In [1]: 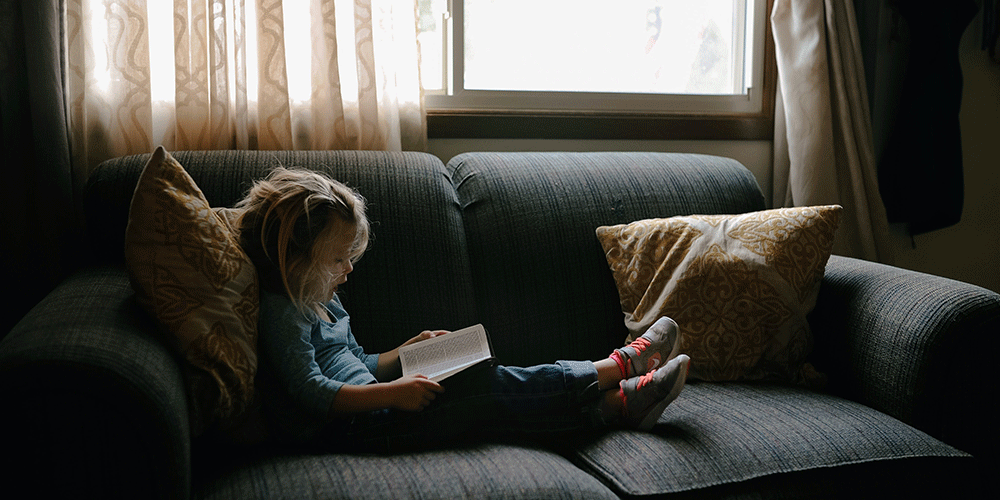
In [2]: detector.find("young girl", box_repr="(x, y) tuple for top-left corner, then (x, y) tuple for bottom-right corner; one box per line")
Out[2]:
(238, 167), (689, 452)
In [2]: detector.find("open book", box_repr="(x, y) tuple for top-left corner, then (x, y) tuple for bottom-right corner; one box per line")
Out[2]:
(399, 324), (494, 382)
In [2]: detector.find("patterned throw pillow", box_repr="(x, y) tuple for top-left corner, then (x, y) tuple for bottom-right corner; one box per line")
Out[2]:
(125, 147), (258, 434)
(596, 206), (841, 385)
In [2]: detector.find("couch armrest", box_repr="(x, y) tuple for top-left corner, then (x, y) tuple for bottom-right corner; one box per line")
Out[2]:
(0, 265), (191, 500)
(810, 255), (1000, 460)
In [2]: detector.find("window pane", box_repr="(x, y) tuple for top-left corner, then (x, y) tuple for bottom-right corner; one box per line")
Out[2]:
(463, 0), (746, 95)
(418, 0), (449, 92)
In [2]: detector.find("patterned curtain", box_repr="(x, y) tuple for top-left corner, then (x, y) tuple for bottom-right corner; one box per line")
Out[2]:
(65, 0), (426, 177)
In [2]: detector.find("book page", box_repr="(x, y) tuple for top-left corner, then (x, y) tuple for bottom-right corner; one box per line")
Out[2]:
(399, 324), (492, 382)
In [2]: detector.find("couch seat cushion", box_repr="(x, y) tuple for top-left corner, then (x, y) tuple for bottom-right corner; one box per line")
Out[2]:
(196, 443), (618, 500)
(572, 382), (970, 497)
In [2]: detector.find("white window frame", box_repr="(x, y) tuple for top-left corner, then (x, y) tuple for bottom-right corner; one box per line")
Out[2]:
(425, 0), (770, 116)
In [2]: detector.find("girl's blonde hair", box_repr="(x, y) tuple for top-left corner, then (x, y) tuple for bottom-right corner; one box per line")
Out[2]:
(237, 167), (369, 316)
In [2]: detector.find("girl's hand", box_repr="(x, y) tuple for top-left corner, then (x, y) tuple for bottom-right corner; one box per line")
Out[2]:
(376, 330), (451, 382)
(402, 330), (449, 347)
(387, 374), (444, 411)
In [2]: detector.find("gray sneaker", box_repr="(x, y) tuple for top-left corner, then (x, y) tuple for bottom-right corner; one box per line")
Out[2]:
(615, 317), (682, 378)
(620, 354), (690, 431)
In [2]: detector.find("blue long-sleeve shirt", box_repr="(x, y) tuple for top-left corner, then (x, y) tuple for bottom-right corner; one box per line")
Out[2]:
(258, 289), (380, 423)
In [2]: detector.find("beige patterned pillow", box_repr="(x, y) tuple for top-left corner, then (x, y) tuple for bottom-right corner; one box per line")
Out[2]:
(125, 147), (258, 434)
(596, 206), (841, 385)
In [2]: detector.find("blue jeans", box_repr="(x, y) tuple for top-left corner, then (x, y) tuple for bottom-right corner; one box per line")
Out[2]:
(333, 360), (606, 453)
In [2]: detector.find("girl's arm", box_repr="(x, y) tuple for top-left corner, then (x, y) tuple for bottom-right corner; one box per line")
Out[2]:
(331, 375), (444, 414)
(374, 330), (449, 381)
(329, 329), (447, 415)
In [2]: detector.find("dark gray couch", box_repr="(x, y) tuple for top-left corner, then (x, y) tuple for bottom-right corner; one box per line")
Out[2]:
(2, 150), (995, 499)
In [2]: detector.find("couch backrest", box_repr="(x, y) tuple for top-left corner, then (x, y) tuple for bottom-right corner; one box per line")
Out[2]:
(86, 149), (766, 365)
(85, 150), (478, 352)
(448, 152), (767, 365)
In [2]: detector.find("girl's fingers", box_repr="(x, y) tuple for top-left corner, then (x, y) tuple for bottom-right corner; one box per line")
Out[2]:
(419, 330), (450, 340)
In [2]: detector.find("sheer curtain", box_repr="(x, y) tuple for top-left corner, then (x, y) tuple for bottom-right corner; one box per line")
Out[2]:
(770, 0), (892, 262)
(65, 0), (426, 180)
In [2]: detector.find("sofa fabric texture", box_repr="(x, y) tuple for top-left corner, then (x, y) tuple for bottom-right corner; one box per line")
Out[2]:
(573, 382), (967, 496)
(198, 444), (619, 500)
(2, 150), (994, 500)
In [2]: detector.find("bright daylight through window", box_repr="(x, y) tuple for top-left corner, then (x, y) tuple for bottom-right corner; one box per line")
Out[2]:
(418, 0), (766, 114)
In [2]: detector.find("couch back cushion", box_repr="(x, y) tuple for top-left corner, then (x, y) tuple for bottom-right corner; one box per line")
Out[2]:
(448, 152), (767, 366)
(87, 150), (477, 352)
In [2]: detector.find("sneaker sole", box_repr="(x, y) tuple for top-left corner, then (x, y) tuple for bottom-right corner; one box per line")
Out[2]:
(664, 318), (682, 364)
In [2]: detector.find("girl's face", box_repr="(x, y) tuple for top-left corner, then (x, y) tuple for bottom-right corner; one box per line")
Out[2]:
(315, 221), (357, 293)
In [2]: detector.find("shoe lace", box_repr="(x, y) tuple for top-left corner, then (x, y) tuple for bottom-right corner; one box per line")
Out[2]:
(628, 337), (652, 355)
(635, 370), (656, 391)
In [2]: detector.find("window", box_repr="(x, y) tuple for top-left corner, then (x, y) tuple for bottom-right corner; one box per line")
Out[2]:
(418, 0), (775, 139)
